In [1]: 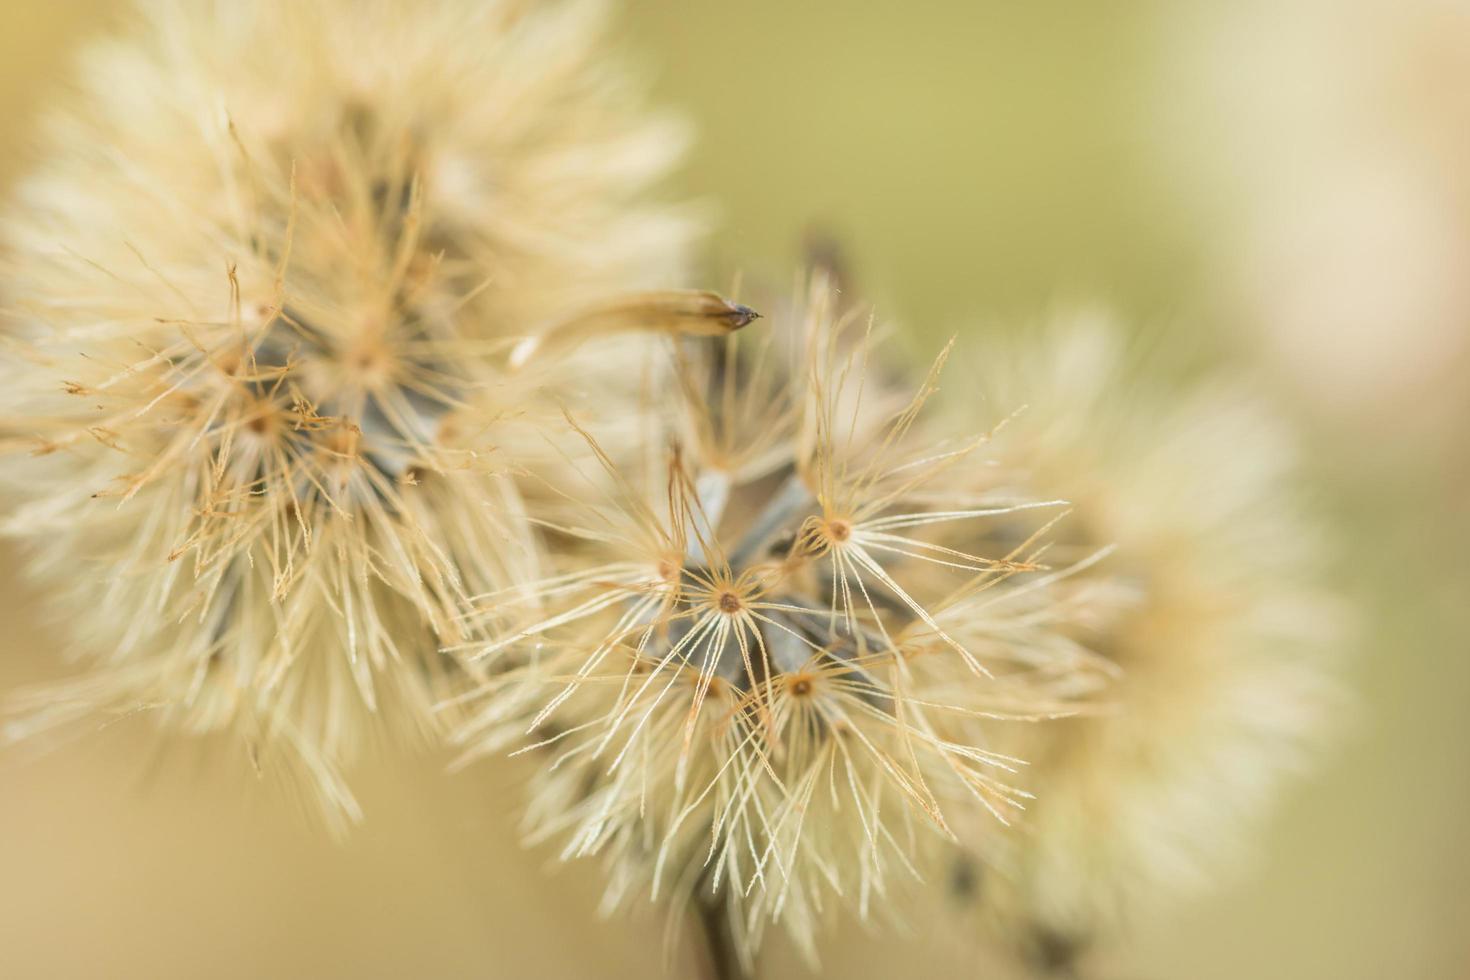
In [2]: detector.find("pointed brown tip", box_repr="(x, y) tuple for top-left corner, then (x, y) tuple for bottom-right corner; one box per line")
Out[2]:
(727, 304), (761, 330)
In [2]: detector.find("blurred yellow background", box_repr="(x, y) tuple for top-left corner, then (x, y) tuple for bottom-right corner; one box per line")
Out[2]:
(2, 1), (1467, 978)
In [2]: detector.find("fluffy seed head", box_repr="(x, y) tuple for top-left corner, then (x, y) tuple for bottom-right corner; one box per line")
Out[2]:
(0, 0), (698, 824)
(455, 279), (1092, 965)
(942, 310), (1340, 967)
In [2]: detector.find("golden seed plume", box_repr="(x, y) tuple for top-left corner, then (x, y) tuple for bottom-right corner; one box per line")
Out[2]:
(936, 310), (1341, 970)
(0, 0), (700, 826)
(453, 276), (1092, 966)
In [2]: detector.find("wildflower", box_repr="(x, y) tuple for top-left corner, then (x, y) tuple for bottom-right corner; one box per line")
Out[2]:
(939, 310), (1339, 970)
(0, 0), (698, 825)
(455, 278), (1084, 967)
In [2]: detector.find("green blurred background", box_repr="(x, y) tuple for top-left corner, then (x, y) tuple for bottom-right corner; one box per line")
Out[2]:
(2, 2), (1467, 978)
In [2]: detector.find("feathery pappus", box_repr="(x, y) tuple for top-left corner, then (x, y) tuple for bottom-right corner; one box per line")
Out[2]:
(452, 277), (1102, 969)
(937, 310), (1340, 972)
(0, 0), (700, 826)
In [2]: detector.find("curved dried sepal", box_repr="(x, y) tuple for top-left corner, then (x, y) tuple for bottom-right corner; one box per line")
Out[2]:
(509, 290), (760, 369)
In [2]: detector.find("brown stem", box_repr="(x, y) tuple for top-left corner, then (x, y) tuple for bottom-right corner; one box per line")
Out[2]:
(693, 896), (743, 980)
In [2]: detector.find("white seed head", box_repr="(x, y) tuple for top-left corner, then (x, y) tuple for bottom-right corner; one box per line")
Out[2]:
(941, 309), (1341, 964)
(455, 278), (1090, 965)
(0, 0), (698, 825)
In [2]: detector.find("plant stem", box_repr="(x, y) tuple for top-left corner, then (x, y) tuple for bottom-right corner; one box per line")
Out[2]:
(694, 896), (743, 980)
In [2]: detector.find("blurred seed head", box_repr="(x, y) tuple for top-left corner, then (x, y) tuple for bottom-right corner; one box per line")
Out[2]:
(941, 310), (1341, 966)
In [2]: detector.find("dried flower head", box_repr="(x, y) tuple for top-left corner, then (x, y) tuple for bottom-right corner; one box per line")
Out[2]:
(0, 0), (698, 824)
(455, 279), (1091, 967)
(942, 310), (1339, 969)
